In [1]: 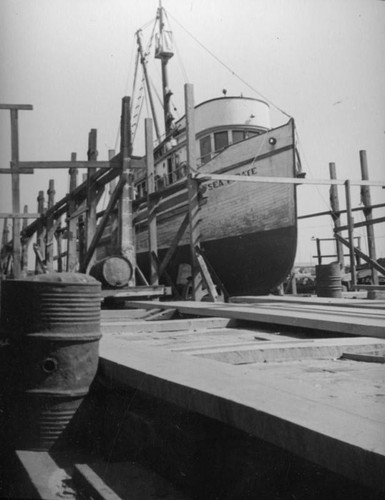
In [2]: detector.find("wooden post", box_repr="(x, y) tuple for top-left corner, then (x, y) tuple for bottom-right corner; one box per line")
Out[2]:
(119, 96), (136, 285)
(85, 129), (98, 271)
(45, 179), (55, 271)
(146, 118), (158, 285)
(10, 109), (21, 277)
(55, 224), (63, 273)
(344, 180), (356, 287)
(67, 153), (78, 272)
(21, 205), (29, 276)
(316, 238), (322, 265)
(329, 162), (345, 269)
(35, 190), (46, 273)
(185, 84), (203, 300)
(108, 149), (117, 195)
(360, 150), (378, 286)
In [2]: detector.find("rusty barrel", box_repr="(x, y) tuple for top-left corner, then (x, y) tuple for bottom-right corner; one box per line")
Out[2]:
(315, 263), (342, 298)
(0, 273), (101, 451)
(89, 256), (133, 288)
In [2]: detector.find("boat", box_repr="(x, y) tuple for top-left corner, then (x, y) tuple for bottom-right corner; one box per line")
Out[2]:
(96, 2), (300, 297)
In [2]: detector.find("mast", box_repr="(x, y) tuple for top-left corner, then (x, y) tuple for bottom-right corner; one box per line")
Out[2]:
(136, 30), (161, 142)
(156, 0), (174, 136)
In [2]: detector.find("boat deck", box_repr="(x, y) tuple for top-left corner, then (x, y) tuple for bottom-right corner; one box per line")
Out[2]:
(99, 296), (385, 493)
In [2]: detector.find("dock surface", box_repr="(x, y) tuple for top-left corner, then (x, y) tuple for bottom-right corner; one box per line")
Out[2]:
(99, 297), (385, 493)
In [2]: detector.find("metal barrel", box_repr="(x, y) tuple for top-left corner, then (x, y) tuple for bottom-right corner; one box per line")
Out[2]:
(315, 263), (342, 298)
(0, 272), (101, 451)
(89, 256), (133, 288)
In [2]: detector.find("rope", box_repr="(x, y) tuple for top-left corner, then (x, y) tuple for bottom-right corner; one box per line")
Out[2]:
(167, 10), (292, 120)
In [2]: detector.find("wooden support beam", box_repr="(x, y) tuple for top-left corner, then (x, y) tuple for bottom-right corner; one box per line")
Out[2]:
(0, 104), (33, 110)
(85, 129), (99, 272)
(10, 108), (21, 277)
(360, 150), (379, 286)
(158, 212), (189, 279)
(151, 251), (182, 299)
(194, 172), (385, 187)
(119, 96), (136, 285)
(0, 167), (33, 174)
(67, 153), (78, 272)
(185, 84), (203, 300)
(35, 190), (46, 274)
(21, 205), (29, 276)
(80, 176), (126, 273)
(344, 180), (356, 286)
(329, 162), (344, 269)
(17, 157), (145, 170)
(298, 202), (385, 220)
(0, 213), (40, 219)
(335, 234), (385, 276)
(45, 179), (56, 271)
(55, 224), (63, 272)
(334, 216), (385, 232)
(146, 118), (158, 285)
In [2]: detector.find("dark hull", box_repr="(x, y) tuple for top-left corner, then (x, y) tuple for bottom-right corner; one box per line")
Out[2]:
(137, 224), (297, 296)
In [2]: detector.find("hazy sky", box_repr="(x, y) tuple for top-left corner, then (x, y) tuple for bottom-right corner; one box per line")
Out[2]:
(1, 0), (384, 264)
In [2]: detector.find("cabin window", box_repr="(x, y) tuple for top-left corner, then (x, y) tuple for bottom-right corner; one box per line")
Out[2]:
(246, 130), (259, 138)
(214, 131), (229, 152)
(232, 130), (245, 144)
(200, 135), (212, 164)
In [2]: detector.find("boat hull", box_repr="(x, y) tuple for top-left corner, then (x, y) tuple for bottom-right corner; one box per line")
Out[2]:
(137, 223), (297, 296)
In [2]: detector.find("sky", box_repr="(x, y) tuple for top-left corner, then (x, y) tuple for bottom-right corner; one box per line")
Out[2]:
(1, 0), (385, 266)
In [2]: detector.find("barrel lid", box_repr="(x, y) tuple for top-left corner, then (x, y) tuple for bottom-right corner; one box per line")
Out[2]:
(27, 272), (100, 284)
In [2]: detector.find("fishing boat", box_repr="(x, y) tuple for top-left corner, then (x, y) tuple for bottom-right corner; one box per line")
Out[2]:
(97, 3), (300, 296)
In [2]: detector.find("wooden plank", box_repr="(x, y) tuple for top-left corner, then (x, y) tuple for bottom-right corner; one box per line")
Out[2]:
(126, 300), (385, 339)
(183, 337), (385, 365)
(73, 464), (121, 500)
(14, 450), (73, 499)
(195, 172), (385, 187)
(100, 338), (385, 491)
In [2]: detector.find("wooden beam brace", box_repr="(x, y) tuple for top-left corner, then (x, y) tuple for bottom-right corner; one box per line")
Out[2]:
(334, 216), (385, 232)
(158, 212), (190, 278)
(146, 118), (158, 285)
(335, 234), (385, 276)
(17, 157), (144, 169)
(298, 202), (385, 220)
(0, 213), (40, 219)
(0, 168), (33, 174)
(80, 175), (126, 273)
(195, 173), (385, 188)
(0, 104), (33, 110)
(119, 96), (136, 284)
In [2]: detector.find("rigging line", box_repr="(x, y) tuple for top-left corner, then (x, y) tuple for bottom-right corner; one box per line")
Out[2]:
(166, 10), (292, 120)
(130, 48), (140, 114)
